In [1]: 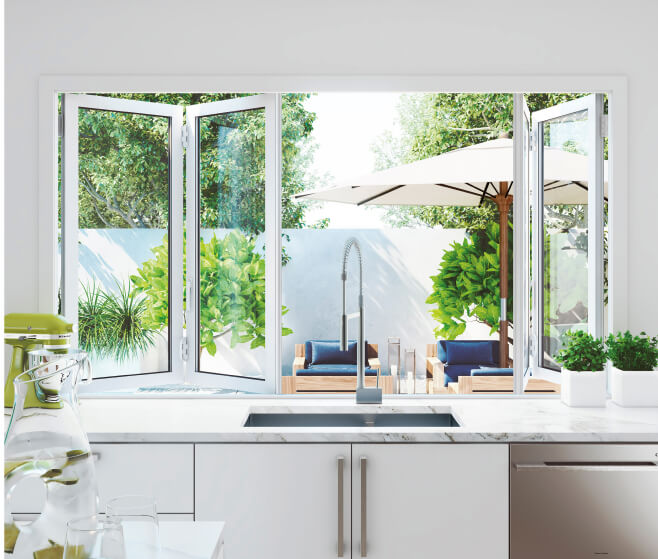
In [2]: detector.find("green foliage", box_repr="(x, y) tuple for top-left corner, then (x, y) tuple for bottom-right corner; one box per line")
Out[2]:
(78, 282), (156, 361)
(426, 222), (512, 339)
(130, 237), (170, 331)
(78, 282), (112, 357)
(131, 231), (293, 355)
(606, 331), (658, 371)
(74, 93), (318, 232)
(555, 330), (607, 371)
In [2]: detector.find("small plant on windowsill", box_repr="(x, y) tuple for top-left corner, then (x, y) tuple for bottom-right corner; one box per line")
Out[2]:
(555, 330), (607, 408)
(606, 331), (658, 407)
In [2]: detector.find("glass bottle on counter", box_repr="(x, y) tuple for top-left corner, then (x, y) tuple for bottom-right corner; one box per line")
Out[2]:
(4, 354), (98, 559)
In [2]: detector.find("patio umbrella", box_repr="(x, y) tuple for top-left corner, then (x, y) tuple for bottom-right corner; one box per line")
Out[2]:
(293, 137), (607, 367)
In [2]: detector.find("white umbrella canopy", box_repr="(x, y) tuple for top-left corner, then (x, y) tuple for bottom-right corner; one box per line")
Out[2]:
(294, 138), (607, 207)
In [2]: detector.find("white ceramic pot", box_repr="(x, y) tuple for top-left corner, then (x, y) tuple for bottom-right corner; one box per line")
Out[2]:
(561, 369), (607, 407)
(610, 367), (658, 407)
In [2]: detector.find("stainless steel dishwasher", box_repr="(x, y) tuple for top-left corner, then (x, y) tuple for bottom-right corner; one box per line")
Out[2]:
(511, 444), (658, 558)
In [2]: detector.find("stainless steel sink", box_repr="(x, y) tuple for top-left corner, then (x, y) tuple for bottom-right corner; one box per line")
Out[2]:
(243, 412), (460, 428)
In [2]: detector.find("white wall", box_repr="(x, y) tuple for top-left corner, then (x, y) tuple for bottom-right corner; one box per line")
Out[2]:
(5, 0), (658, 336)
(74, 227), (492, 377)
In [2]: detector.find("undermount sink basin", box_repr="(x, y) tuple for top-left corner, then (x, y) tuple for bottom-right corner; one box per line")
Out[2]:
(243, 412), (460, 428)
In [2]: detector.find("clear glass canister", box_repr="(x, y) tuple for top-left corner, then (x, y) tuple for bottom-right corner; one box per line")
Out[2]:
(387, 337), (401, 393)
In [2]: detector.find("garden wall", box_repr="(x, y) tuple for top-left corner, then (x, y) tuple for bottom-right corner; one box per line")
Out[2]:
(79, 228), (497, 380)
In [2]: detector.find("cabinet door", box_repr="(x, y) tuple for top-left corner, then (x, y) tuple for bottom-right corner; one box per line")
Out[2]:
(8, 443), (194, 514)
(195, 443), (351, 559)
(352, 444), (508, 559)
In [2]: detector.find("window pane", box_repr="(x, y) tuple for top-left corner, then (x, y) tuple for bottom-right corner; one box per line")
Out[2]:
(77, 108), (171, 378)
(197, 108), (266, 379)
(281, 92), (510, 396)
(541, 109), (589, 370)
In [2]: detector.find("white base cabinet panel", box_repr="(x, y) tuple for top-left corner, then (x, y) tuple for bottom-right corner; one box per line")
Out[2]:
(8, 443), (194, 514)
(352, 444), (508, 559)
(195, 444), (351, 559)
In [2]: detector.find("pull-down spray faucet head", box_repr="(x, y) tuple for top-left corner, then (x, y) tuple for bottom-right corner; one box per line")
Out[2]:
(340, 238), (362, 351)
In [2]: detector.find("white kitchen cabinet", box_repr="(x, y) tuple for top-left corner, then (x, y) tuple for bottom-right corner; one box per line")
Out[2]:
(195, 443), (351, 559)
(9, 443), (194, 514)
(93, 443), (194, 513)
(351, 444), (508, 559)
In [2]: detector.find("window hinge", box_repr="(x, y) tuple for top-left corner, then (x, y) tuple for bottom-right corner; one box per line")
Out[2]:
(181, 125), (190, 149)
(600, 114), (608, 138)
(529, 130), (537, 151)
(180, 336), (189, 362)
(58, 113), (63, 138)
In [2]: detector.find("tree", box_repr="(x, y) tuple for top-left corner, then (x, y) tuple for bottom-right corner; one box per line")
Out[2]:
(426, 222), (512, 339)
(75, 93), (318, 231)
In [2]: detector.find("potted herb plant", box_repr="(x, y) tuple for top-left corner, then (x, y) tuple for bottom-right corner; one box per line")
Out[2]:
(607, 331), (658, 407)
(555, 330), (607, 407)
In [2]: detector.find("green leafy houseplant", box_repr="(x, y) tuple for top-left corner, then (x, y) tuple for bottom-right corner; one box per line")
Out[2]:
(555, 330), (607, 372)
(606, 331), (658, 371)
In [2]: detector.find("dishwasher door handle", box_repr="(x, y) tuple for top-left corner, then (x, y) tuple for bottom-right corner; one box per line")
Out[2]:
(514, 462), (658, 472)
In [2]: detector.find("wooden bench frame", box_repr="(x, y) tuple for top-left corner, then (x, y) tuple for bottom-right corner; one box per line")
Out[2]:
(281, 343), (393, 394)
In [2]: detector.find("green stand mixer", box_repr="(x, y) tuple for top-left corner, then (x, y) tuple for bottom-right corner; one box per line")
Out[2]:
(4, 313), (74, 409)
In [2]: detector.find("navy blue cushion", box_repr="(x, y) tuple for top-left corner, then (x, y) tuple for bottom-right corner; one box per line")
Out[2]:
(309, 340), (357, 365)
(437, 340), (498, 365)
(296, 364), (378, 377)
(443, 364), (481, 385)
(471, 367), (513, 377)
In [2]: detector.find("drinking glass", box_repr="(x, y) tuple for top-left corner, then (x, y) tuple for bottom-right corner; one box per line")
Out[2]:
(64, 515), (125, 559)
(106, 495), (160, 558)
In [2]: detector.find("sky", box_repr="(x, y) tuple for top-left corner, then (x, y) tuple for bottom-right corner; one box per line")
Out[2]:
(301, 92), (402, 229)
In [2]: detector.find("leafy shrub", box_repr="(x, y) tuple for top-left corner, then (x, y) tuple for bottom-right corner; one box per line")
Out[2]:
(78, 281), (156, 361)
(131, 231), (293, 356)
(606, 331), (658, 371)
(426, 222), (512, 339)
(78, 282), (112, 356)
(555, 330), (607, 371)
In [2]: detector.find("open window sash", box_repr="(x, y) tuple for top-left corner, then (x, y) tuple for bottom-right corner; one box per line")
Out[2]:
(185, 94), (281, 393)
(512, 95), (531, 392)
(62, 94), (184, 390)
(529, 94), (605, 381)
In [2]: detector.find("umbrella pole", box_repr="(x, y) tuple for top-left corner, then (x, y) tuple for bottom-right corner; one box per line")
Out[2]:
(495, 189), (513, 368)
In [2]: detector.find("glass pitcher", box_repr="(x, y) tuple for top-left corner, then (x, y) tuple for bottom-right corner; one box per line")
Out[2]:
(4, 353), (99, 559)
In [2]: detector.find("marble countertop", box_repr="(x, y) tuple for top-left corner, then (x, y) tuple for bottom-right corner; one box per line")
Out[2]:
(78, 396), (658, 443)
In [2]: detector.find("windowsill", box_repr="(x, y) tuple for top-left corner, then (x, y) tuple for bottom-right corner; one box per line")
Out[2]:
(79, 389), (563, 400)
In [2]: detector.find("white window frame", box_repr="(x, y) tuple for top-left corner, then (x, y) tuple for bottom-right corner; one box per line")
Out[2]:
(41, 76), (626, 398)
(62, 94), (185, 390)
(512, 94), (531, 393)
(185, 94), (282, 393)
(529, 94), (606, 381)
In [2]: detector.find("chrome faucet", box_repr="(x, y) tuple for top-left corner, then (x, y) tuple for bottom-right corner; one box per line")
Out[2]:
(340, 237), (382, 404)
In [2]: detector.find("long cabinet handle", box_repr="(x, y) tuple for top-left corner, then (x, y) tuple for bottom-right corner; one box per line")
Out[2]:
(360, 456), (367, 557)
(337, 456), (344, 557)
(515, 462), (658, 472)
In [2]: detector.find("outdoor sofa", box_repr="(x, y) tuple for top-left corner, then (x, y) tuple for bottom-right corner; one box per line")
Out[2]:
(426, 339), (559, 394)
(282, 339), (393, 394)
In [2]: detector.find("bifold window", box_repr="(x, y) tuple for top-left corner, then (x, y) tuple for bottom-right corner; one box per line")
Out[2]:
(58, 92), (608, 394)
